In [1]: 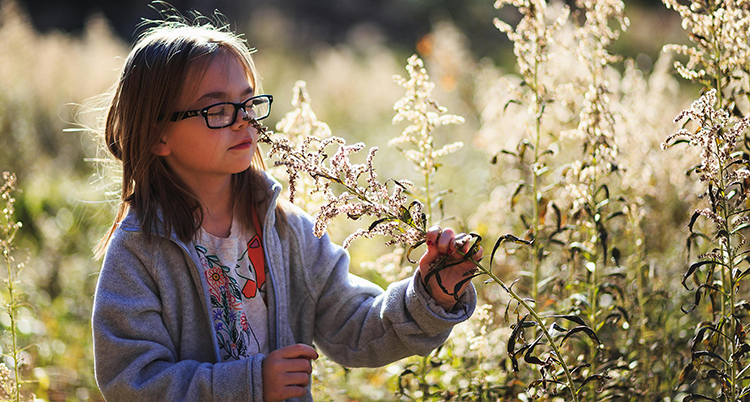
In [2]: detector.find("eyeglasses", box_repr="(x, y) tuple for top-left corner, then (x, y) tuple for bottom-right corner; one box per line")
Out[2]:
(170, 94), (273, 129)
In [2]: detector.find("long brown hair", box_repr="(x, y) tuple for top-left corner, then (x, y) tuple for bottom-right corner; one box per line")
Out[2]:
(95, 14), (284, 258)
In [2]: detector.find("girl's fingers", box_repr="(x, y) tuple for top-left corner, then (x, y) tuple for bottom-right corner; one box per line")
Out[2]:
(278, 386), (308, 400)
(454, 233), (471, 254)
(286, 357), (313, 375)
(421, 227), (483, 273)
(421, 226), (442, 263)
(277, 343), (319, 360)
(437, 227), (455, 255)
(285, 371), (312, 387)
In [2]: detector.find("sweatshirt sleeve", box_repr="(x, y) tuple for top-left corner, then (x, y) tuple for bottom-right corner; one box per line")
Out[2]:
(290, 212), (477, 368)
(92, 232), (266, 402)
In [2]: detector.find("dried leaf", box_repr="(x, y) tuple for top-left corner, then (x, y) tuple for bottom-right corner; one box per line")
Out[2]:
(547, 314), (586, 326)
(688, 210), (702, 233)
(523, 335), (545, 366)
(560, 325), (601, 347)
(682, 261), (718, 290)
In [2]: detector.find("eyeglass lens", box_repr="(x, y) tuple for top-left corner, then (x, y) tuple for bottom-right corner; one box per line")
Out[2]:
(206, 97), (270, 128)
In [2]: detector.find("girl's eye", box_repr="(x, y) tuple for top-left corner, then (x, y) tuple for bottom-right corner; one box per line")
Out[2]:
(207, 104), (232, 117)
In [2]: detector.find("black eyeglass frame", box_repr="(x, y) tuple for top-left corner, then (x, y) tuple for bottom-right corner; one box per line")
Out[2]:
(169, 94), (274, 129)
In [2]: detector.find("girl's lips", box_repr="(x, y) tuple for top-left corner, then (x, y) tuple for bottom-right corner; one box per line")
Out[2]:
(230, 139), (253, 150)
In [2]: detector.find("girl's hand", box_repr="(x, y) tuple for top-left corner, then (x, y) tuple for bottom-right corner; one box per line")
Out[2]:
(262, 343), (319, 402)
(418, 226), (483, 311)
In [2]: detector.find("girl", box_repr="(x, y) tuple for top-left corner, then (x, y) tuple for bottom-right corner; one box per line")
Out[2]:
(92, 12), (481, 402)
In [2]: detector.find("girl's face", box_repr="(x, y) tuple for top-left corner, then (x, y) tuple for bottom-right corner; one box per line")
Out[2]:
(154, 52), (259, 189)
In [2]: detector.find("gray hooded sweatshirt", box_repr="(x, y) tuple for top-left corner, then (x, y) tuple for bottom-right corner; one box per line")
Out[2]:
(92, 172), (476, 401)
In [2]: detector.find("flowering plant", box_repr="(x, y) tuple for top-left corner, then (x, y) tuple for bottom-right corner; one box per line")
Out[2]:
(254, 53), (616, 401)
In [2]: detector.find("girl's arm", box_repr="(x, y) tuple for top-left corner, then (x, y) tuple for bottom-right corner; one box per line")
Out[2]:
(287, 209), (477, 368)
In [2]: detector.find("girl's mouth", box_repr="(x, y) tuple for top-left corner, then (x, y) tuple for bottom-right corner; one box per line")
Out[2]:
(230, 139), (253, 150)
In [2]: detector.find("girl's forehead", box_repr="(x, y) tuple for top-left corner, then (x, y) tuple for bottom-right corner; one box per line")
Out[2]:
(183, 53), (255, 103)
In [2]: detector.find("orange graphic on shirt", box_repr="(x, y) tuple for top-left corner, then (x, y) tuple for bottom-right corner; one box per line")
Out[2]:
(241, 234), (265, 299)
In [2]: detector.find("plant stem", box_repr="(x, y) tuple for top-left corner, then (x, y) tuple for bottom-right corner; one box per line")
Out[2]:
(531, 36), (543, 306)
(1, 172), (21, 402)
(588, 152), (600, 400)
(3, 248), (20, 402)
(424, 170), (432, 227)
(635, 244), (649, 391)
(467, 257), (581, 402)
(419, 354), (429, 401)
(710, 8), (737, 400)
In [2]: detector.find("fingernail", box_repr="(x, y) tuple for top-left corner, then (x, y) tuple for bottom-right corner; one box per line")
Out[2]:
(429, 225), (442, 232)
(427, 239), (434, 246)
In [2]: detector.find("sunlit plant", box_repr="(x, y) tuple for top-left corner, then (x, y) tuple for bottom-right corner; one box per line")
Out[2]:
(559, 1), (631, 399)
(492, 0), (570, 305)
(663, 89), (750, 401)
(661, 1), (750, 400)
(0, 172), (32, 402)
(663, 0), (750, 115)
(257, 52), (618, 402)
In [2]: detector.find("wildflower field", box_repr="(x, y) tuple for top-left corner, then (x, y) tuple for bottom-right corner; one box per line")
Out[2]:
(1, 0), (750, 400)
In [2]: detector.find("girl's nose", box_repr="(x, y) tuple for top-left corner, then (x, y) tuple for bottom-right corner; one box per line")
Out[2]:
(239, 107), (251, 121)
(230, 107), (251, 131)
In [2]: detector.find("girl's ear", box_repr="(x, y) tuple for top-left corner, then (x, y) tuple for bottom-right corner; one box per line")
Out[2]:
(152, 139), (171, 156)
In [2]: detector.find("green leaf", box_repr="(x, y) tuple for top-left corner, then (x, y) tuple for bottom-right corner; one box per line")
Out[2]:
(405, 240), (425, 264)
(508, 314), (529, 372)
(490, 234), (533, 269)
(503, 99), (523, 112)
(682, 284), (720, 313)
(552, 202), (562, 231)
(569, 242), (594, 261)
(732, 343), (750, 361)
(576, 374), (610, 395)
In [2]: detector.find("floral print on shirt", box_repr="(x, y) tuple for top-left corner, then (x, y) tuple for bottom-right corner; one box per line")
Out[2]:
(196, 241), (266, 361)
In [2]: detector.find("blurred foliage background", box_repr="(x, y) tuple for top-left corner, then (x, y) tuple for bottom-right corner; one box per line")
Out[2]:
(0, 0), (708, 400)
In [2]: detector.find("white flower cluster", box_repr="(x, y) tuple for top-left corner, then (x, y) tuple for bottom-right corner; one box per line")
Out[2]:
(663, 0), (750, 94)
(391, 54), (464, 180)
(493, 0), (570, 86)
(562, 0), (627, 213)
(663, 89), (750, 186)
(258, 119), (426, 248)
(1, 172), (21, 252)
(275, 81), (332, 143)
(272, 81), (332, 211)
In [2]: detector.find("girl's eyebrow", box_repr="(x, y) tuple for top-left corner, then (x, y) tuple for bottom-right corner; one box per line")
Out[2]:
(194, 86), (255, 104)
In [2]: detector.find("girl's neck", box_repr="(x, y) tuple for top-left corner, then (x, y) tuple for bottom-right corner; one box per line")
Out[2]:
(189, 176), (235, 238)
(201, 203), (234, 238)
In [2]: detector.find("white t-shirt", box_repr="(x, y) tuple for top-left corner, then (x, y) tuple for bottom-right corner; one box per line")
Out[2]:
(194, 218), (270, 361)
